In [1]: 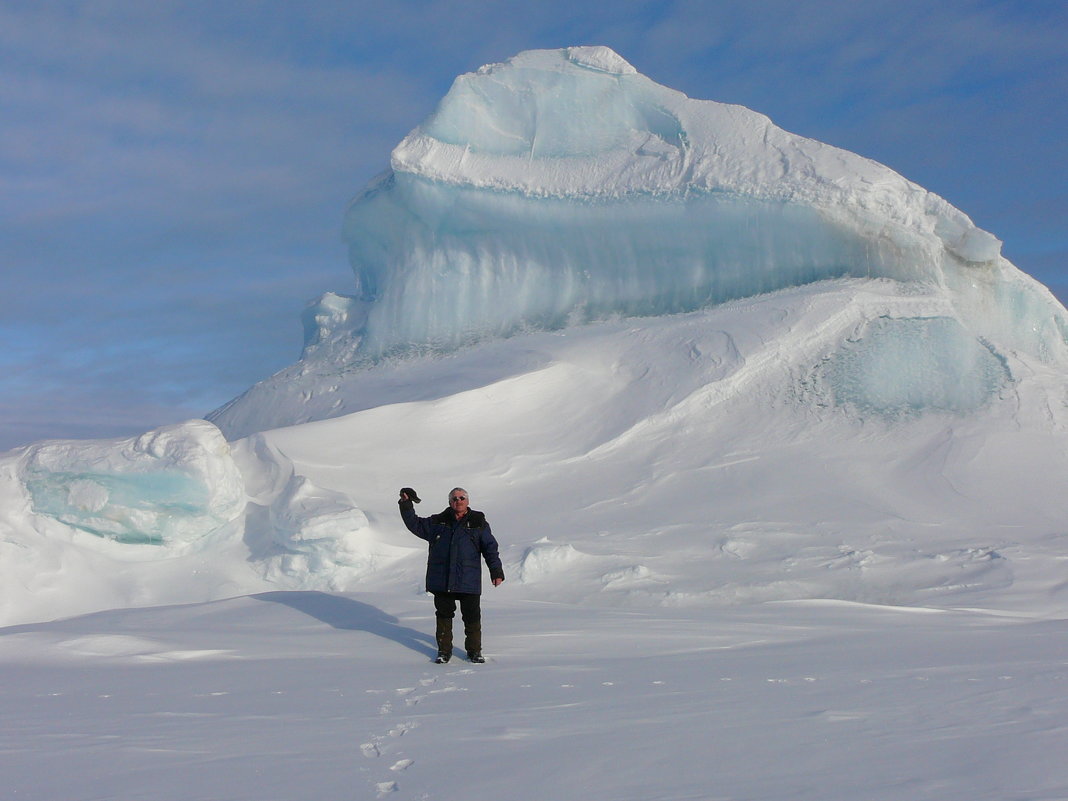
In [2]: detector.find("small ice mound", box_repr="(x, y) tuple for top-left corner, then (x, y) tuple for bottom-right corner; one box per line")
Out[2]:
(600, 565), (653, 587)
(823, 316), (1010, 416)
(517, 538), (587, 583)
(270, 474), (370, 547)
(261, 474), (413, 587)
(19, 420), (244, 545)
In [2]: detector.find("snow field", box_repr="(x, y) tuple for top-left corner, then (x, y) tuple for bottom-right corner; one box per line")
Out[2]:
(2, 594), (1067, 801)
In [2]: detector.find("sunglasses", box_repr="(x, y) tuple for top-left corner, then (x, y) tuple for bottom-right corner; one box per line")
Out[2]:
(450, 496), (467, 501)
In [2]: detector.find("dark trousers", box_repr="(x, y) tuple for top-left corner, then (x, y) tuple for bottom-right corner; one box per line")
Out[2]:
(433, 592), (481, 655)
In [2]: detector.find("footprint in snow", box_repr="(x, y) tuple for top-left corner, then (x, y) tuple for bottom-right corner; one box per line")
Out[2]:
(390, 759), (414, 772)
(388, 722), (417, 738)
(427, 685), (466, 697)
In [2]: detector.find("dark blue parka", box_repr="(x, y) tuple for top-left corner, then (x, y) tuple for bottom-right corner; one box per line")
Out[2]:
(400, 501), (505, 595)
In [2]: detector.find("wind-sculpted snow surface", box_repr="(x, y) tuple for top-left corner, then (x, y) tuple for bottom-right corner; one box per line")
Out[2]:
(319, 46), (1067, 373)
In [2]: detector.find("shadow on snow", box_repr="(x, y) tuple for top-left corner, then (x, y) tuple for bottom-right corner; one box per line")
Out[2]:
(252, 590), (435, 659)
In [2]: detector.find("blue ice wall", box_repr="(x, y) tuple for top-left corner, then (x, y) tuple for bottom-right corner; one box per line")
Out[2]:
(343, 174), (936, 361)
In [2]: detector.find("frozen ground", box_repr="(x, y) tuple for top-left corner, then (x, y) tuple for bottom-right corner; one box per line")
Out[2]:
(2, 593), (1067, 801)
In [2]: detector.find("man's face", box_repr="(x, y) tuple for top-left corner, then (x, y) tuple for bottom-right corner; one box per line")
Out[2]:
(449, 491), (469, 517)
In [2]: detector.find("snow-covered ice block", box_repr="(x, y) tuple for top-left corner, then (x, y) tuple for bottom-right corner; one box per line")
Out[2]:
(228, 437), (414, 588)
(264, 473), (413, 585)
(518, 538), (588, 583)
(18, 420), (244, 545)
(270, 474), (368, 546)
(299, 291), (369, 360)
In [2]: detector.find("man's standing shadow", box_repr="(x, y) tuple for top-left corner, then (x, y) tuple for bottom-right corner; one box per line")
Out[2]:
(252, 591), (435, 658)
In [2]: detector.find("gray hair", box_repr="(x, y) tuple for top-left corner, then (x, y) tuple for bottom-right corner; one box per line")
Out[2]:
(449, 487), (468, 500)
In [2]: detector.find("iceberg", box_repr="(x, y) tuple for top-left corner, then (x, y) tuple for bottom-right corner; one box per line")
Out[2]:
(212, 45), (1067, 437)
(6, 43), (1068, 627)
(9, 52), (1068, 630)
(326, 47), (1062, 362)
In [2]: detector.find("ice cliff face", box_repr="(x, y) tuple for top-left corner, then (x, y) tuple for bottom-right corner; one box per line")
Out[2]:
(213, 46), (1067, 437)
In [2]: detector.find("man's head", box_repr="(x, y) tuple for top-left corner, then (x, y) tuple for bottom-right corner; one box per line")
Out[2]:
(448, 487), (469, 517)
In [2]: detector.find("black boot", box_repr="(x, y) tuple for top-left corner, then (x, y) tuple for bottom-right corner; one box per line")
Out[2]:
(435, 616), (453, 663)
(465, 624), (484, 662)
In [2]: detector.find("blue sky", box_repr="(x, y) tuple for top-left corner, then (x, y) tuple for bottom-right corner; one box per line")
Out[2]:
(2, 0), (1065, 450)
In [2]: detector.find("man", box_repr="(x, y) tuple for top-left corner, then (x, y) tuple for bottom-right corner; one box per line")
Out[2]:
(398, 487), (504, 663)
